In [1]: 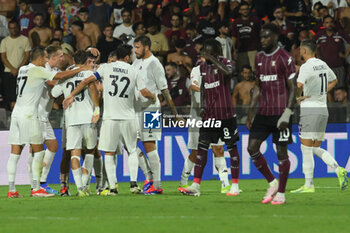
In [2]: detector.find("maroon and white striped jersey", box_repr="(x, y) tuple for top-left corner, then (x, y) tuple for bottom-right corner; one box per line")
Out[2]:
(255, 47), (296, 116)
(200, 57), (235, 120)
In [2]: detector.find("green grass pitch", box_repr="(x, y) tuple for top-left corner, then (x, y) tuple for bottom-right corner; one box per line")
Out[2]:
(0, 178), (349, 233)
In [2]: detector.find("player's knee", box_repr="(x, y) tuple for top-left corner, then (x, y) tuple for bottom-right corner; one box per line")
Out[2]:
(247, 144), (258, 156)
(226, 141), (237, 151)
(212, 146), (224, 157)
(276, 145), (288, 160)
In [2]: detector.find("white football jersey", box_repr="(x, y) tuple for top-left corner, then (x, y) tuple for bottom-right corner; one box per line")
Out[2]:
(37, 63), (61, 121)
(12, 63), (57, 119)
(132, 55), (168, 108)
(95, 61), (143, 120)
(51, 67), (94, 126)
(189, 66), (202, 119)
(297, 57), (337, 116)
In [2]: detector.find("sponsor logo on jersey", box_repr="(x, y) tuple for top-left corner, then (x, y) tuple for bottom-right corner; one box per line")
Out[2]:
(143, 110), (161, 129)
(259, 74), (277, 82)
(204, 81), (220, 89)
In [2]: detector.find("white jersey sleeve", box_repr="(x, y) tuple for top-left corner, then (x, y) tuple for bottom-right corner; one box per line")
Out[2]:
(51, 83), (63, 98)
(190, 66), (202, 105)
(28, 66), (57, 81)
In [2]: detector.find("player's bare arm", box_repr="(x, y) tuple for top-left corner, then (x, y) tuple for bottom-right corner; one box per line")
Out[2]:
(63, 75), (96, 109)
(246, 77), (261, 130)
(161, 89), (181, 120)
(140, 88), (157, 102)
(88, 82), (100, 123)
(327, 79), (337, 92)
(277, 77), (296, 130)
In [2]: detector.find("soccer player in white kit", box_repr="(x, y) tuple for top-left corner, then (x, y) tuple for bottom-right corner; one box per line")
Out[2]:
(7, 47), (89, 198)
(291, 39), (348, 193)
(133, 35), (180, 194)
(52, 50), (100, 196)
(179, 64), (233, 194)
(29, 45), (63, 194)
(63, 44), (156, 194)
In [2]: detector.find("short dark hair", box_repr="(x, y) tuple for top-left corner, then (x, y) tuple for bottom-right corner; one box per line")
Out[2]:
(46, 45), (62, 58)
(73, 50), (88, 65)
(301, 39), (317, 53)
(54, 27), (63, 33)
(30, 46), (46, 61)
(200, 6), (212, 17)
(72, 20), (84, 30)
(116, 44), (133, 59)
(121, 8), (132, 16)
(19, 0), (30, 4)
(171, 13), (182, 21)
(50, 38), (61, 44)
(108, 50), (118, 58)
(203, 38), (222, 57)
(218, 21), (229, 29)
(241, 64), (252, 72)
(319, 5), (328, 12)
(134, 35), (151, 49)
(175, 39), (186, 49)
(335, 87), (348, 93)
(34, 12), (44, 18)
(103, 24), (113, 31)
(132, 22), (143, 32)
(8, 20), (19, 26)
(165, 62), (178, 69)
(239, 1), (250, 9)
(185, 23), (196, 32)
(79, 7), (89, 13)
(314, 1), (324, 10)
(323, 15), (333, 22)
(262, 23), (280, 35)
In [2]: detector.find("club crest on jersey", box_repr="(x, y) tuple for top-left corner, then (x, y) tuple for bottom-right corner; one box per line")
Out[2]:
(271, 61), (276, 66)
(143, 110), (161, 129)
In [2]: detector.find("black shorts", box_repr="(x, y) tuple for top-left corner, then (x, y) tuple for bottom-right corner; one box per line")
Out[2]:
(199, 117), (239, 144)
(249, 114), (292, 145)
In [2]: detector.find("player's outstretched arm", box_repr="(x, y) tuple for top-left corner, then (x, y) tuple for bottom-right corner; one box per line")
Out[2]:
(277, 77), (297, 130)
(88, 82), (100, 123)
(62, 75), (96, 109)
(246, 82), (260, 130)
(53, 65), (89, 80)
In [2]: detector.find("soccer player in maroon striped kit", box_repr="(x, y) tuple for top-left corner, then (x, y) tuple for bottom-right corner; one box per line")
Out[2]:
(179, 39), (241, 196)
(246, 23), (296, 205)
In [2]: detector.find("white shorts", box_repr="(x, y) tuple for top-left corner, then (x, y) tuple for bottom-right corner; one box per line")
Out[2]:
(8, 117), (43, 145)
(136, 111), (162, 142)
(299, 115), (328, 141)
(187, 128), (225, 150)
(98, 119), (137, 153)
(66, 124), (97, 150)
(40, 120), (56, 140)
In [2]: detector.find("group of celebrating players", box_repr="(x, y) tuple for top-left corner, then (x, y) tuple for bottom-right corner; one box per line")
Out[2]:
(6, 23), (348, 205)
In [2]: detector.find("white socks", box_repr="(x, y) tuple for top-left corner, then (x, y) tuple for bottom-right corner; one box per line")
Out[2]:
(313, 147), (339, 169)
(301, 144), (314, 188)
(128, 150), (139, 182)
(180, 157), (195, 186)
(137, 147), (152, 181)
(7, 153), (20, 192)
(147, 150), (161, 189)
(214, 157), (230, 188)
(105, 155), (116, 189)
(32, 151), (45, 190)
(27, 153), (34, 189)
(94, 157), (103, 188)
(40, 149), (56, 183)
(82, 154), (94, 187)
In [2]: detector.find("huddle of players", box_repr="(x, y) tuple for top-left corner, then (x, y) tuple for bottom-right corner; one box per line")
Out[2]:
(7, 34), (180, 197)
(6, 23), (348, 202)
(178, 23), (348, 205)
